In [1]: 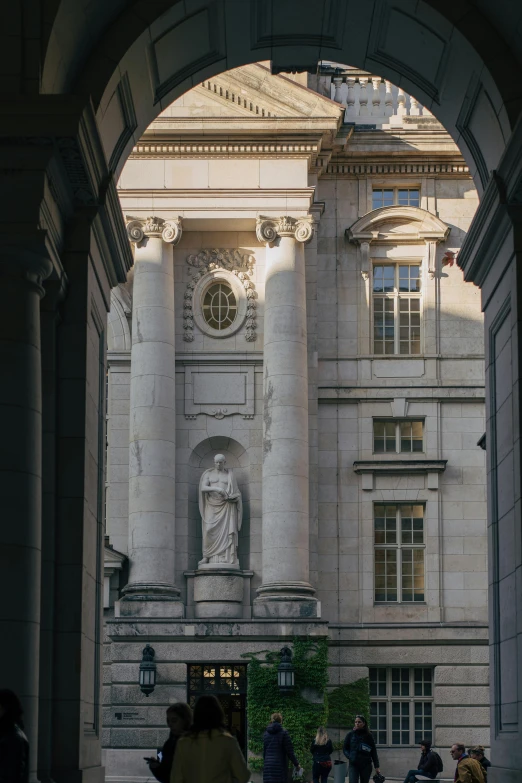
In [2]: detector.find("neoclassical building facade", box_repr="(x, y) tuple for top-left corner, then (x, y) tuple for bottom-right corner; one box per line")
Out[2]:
(102, 64), (488, 779)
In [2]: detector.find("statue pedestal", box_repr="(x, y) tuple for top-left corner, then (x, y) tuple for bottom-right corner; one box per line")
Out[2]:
(184, 568), (253, 619)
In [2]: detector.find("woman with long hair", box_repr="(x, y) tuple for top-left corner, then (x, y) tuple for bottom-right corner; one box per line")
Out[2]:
(342, 715), (381, 783)
(170, 695), (250, 783)
(310, 727), (333, 783)
(147, 703), (193, 783)
(0, 690), (29, 783)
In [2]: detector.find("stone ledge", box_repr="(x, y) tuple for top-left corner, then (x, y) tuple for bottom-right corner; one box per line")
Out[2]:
(353, 459), (447, 474)
(105, 618), (329, 640)
(354, 459), (447, 490)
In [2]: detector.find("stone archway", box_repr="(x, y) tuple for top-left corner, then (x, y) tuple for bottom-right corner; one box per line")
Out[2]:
(39, 1), (518, 197)
(1, 3), (522, 783)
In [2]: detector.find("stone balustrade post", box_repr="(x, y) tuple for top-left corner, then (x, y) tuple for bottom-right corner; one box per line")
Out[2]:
(253, 215), (318, 618)
(0, 243), (53, 782)
(120, 216), (184, 617)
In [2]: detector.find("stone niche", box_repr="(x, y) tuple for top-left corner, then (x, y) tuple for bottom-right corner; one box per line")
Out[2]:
(184, 436), (255, 619)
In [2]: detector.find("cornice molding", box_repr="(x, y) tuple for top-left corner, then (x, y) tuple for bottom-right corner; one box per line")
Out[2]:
(131, 140), (321, 158)
(325, 161), (470, 177)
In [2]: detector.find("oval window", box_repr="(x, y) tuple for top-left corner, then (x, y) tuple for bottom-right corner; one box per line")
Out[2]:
(202, 282), (238, 330)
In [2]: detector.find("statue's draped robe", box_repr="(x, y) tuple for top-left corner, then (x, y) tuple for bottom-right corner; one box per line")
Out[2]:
(199, 468), (243, 562)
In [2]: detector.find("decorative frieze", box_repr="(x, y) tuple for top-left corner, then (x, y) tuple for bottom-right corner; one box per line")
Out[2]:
(326, 162), (469, 176)
(131, 141), (319, 157)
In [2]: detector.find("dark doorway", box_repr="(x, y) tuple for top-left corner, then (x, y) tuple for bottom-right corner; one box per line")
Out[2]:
(188, 664), (248, 753)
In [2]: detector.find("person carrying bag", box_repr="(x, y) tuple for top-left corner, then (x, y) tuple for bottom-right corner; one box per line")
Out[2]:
(310, 727), (333, 783)
(343, 716), (381, 783)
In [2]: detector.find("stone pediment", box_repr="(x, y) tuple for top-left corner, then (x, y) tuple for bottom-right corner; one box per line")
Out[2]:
(346, 205), (450, 244)
(104, 538), (127, 569)
(159, 63), (344, 122)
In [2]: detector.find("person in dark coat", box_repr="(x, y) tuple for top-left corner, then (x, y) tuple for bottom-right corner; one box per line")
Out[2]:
(402, 739), (439, 782)
(263, 713), (300, 783)
(310, 727), (333, 783)
(343, 715), (380, 783)
(469, 746), (491, 781)
(0, 690), (29, 783)
(147, 703), (193, 783)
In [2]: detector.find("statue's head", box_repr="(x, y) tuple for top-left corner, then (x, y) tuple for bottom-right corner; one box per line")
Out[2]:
(214, 454), (226, 470)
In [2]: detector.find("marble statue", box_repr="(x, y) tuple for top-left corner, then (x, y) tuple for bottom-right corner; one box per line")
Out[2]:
(198, 454), (243, 567)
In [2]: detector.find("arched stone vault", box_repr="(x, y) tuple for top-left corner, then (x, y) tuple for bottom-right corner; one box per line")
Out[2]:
(39, 0), (519, 193)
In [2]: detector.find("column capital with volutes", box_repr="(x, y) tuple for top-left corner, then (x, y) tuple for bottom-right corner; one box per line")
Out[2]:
(256, 215), (315, 245)
(125, 215), (183, 246)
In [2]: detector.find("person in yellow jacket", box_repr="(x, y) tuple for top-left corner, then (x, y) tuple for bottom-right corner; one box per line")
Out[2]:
(171, 695), (250, 783)
(450, 744), (485, 783)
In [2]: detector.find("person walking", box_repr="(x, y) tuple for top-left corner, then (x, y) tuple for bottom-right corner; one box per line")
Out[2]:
(402, 739), (440, 782)
(310, 727), (333, 783)
(263, 712), (301, 783)
(147, 703), (192, 783)
(450, 744), (484, 783)
(0, 690), (29, 783)
(171, 695), (250, 783)
(343, 715), (380, 783)
(468, 747), (491, 781)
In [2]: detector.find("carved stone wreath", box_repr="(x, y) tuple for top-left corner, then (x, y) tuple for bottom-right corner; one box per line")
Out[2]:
(183, 249), (257, 341)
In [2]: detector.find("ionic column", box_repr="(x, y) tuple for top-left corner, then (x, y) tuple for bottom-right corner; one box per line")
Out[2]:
(254, 216), (318, 618)
(0, 244), (53, 782)
(121, 216), (184, 617)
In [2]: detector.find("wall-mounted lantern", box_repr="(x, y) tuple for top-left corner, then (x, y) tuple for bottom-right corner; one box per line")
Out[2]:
(277, 645), (295, 693)
(139, 644), (156, 697)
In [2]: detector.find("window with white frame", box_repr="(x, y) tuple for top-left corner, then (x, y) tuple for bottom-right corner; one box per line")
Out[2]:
(373, 420), (424, 453)
(370, 667), (433, 745)
(372, 187), (420, 210)
(372, 264), (421, 355)
(374, 504), (425, 603)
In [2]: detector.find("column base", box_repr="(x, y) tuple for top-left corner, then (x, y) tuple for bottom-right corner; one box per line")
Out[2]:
(119, 582), (185, 618)
(253, 581), (319, 619)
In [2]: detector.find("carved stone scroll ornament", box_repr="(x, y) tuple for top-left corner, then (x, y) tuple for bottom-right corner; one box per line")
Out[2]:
(125, 215), (183, 246)
(255, 215), (315, 244)
(183, 249), (257, 342)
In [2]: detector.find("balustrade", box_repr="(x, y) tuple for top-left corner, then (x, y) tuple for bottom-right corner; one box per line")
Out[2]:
(319, 66), (432, 125)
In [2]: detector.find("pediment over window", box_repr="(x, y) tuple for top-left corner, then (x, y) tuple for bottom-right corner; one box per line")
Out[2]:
(346, 206), (450, 245)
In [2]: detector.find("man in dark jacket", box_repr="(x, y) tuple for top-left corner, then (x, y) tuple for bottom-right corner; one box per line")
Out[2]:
(402, 739), (439, 782)
(0, 690), (29, 783)
(263, 713), (300, 783)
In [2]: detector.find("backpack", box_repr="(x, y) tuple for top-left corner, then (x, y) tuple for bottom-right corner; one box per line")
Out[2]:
(431, 751), (443, 773)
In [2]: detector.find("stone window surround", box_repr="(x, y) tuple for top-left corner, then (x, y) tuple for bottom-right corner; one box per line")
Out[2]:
(192, 268), (248, 338)
(346, 204), (450, 357)
(371, 185), (421, 210)
(371, 260), (423, 356)
(370, 666), (434, 747)
(373, 418), (425, 454)
(374, 502), (427, 604)
(360, 493), (442, 620)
